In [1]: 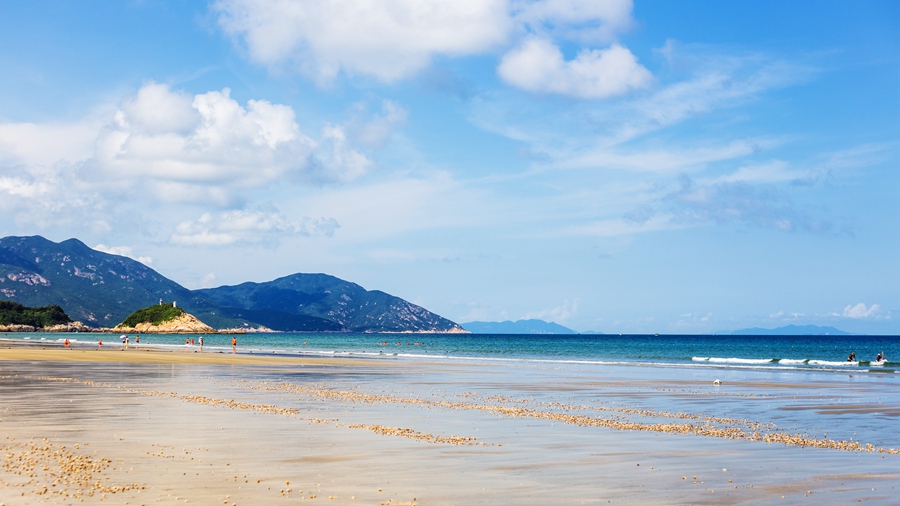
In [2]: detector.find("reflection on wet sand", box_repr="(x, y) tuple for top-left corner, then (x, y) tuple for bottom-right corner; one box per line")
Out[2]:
(1, 345), (899, 504)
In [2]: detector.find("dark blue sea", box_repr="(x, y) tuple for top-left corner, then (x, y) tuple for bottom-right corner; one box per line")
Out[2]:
(18, 332), (899, 374)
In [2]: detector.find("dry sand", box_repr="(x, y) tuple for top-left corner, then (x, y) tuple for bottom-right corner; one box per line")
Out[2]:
(1, 344), (898, 505)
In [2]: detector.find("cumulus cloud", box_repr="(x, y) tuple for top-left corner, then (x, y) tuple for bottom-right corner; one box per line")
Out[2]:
(93, 244), (153, 265)
(213, 0), (645, 97)
(842, 303), (880, 319)
(214, 0), (510, 83)
(170, 209), (340, 246)
(88, 82), (373, 203)
(497, 38), (651, 98)
(95, 83), (310, 185)
(0, 83), (394, 239)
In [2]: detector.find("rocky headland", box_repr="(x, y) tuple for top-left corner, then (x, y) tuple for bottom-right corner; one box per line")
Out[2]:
(112, 312), (216, 334)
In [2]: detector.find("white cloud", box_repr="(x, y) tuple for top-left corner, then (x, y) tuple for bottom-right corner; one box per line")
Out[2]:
(497, 38), (651, 98)
(213, 0), (641, 91)
(95, 84), (313, 186)
(0, 83), (396, 237)
(86, 83), (373, 203)
(0, 122), (100, 167)
(524, 299), (578, 323)
(93, 244), (153, 265)
(170, 209), (339, 246)
(0, 164), (107, 229)
(842, 302), (880, 319)
(475, 47), (814, 161)
(214, 0), (510, 83)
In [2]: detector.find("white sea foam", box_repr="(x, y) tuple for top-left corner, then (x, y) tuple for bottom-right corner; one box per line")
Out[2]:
(778, 359), (808, 365)
(705, 357), (775, 364)
(808, 360), (857, 367)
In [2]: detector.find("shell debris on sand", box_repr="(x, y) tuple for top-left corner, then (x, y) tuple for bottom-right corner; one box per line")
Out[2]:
(0, 436), (144, 501)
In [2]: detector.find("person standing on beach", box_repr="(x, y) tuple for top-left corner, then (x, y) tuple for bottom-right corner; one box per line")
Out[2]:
(232, 336), (237, 354)
(97, 339), (102, 349)
(135, 335), (139, 347)
(124, 336), (129, 349)
(64, 338), (70, 349)
(199, 336), (204, 350)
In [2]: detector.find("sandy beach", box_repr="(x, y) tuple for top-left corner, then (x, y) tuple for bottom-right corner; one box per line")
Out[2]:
(1, 342), (898, 505)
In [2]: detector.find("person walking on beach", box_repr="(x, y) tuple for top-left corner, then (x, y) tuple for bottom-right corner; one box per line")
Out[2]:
(124, 336), (129, 350)
(64, 338), (70, 349)
(135, 335), (139, 347)
(97, 339), (102, 349)
(231, 336), (237, 353)
(199, 336), (204, 351)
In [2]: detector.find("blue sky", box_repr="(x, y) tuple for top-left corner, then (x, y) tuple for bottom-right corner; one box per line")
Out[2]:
(0, 0), (897, 334)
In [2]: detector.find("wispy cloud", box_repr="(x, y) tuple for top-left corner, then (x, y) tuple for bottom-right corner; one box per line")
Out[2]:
(170, 208), (339, 246)
(523, 298), (579, 323)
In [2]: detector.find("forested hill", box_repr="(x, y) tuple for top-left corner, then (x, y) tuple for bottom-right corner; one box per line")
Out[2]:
(0, 235), (464, 333)
(0, 300), (71, 328)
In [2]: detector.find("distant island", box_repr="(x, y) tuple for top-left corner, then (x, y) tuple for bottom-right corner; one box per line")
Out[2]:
(723, 325), (851, 336)
(461, 319), (576, 334)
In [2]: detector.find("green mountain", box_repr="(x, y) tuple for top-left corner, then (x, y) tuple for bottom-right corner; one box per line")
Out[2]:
(0, 235), (461, 333)
(0, 235), (218, 327)
(195, 274), (464, 333)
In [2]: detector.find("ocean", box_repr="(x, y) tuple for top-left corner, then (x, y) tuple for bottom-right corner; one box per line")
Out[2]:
(13, 332), (898, 373)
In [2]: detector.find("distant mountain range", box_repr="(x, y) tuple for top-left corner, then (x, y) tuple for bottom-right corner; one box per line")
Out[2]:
(461, 319), (576, 334)
(0, 235), (464, 333)
(723, 325), (851, 336)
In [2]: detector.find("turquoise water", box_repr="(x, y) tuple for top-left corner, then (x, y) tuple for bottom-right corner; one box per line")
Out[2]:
(14, 332), (899, 374)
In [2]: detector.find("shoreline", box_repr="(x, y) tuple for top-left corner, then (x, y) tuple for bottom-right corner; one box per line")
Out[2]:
(0, 339), (385, 367)
(1, 345), (899, 504)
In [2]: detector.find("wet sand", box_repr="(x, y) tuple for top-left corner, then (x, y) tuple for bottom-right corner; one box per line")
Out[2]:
(1, 344), (898, 505)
